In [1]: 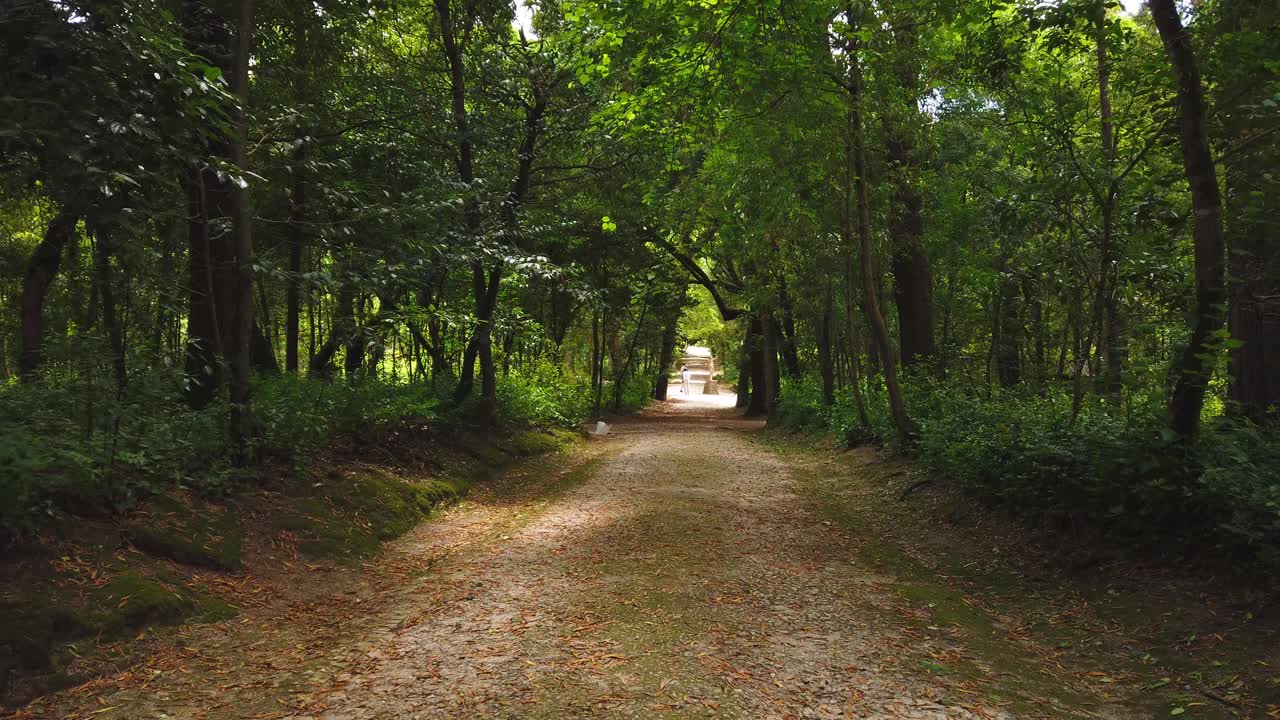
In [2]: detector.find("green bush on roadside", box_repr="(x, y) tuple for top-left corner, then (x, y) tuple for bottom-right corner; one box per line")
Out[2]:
(0, 364), (597, 541)
(773, 373), (1280, 566)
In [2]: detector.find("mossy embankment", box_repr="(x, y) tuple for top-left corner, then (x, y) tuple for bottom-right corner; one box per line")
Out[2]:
(758, 430), (1280, 719)
(0, 425), (581, 709)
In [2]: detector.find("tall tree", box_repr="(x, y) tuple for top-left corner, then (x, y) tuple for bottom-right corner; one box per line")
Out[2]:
(18, 210), (78, 379)
(182, 0), (245, 410)
(885, 4), (934, 368)
(1218, 0), (1280, 424)
(1150, 0), (1227, 440)
(842, 3), (914, 446)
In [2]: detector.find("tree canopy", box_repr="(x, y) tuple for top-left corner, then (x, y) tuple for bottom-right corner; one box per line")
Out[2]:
(1, 0), (1277, 554)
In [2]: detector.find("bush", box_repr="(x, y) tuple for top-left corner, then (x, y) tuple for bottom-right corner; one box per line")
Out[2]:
(0, 359), (606, 541)
(617, 371), (654, 413)
(496, 363), (593, 427)
(255, 375), (445, 457)
(774, 376), (827, 430)
(773, 372), (1280, 565)
(0, 367), (225, 537)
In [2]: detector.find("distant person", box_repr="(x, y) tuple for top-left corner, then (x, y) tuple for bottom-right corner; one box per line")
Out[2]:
(680, 364), (691, 395)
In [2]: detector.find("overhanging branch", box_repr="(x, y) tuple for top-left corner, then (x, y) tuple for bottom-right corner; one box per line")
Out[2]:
(654, 234), (744, 321)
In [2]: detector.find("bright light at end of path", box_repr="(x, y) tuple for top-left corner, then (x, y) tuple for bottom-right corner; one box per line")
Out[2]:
(513, 1), (538, 39)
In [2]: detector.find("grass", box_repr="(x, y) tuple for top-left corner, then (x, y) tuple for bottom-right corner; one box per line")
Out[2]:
(793, 461), (1102, 716)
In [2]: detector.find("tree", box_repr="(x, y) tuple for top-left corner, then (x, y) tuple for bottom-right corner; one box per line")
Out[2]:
(181, 0), (249, 411)
(1216, 0), (1280, 424)
(1150, 0), (1227, 440)
(839, 2), (914, 447)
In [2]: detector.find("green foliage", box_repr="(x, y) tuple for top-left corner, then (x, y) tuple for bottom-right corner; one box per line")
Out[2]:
(0, 363), (599, 541)
(776, 374), (1280, 565)
(679, 286), (744, 381)
(0, 366), (224, 537)
(774, 376), (829, 431)
(496, 363), (593, 427)
(616, 371), (655, 413)
(255, 375), (445, 458)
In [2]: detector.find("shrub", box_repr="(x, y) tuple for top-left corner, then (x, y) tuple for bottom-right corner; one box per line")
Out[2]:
(0, 367), (225, 537)
(0, 360), (602, 541)
(772, 372), (1280, 566)
(496, 362), (593, 427)
(255, 375), (444, 458)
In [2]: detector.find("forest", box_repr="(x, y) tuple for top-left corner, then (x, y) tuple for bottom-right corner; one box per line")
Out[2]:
(1, 0), (1278, 715)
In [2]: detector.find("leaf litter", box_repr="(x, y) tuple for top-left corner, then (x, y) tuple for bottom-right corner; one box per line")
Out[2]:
(22, 398), (1155, 719)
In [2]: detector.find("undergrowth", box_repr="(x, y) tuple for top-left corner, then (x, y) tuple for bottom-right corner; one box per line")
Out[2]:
(773, 374), (1280, 568)
(0, 364), (595, 542)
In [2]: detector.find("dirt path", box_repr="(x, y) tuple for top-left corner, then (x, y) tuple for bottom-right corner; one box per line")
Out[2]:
(282, 392), (1035, 720)
(31, 391), (1141, 720)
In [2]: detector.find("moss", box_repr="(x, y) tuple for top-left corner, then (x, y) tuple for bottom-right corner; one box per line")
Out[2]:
(281, 505), (380, 562)
(858, 538), (926, 574)
(281, 473), (464, 562)
(511, 430), (563, 456)
(94, 572), (194, 630)
(127, 495), (243, 571)
(469, 443), (512, 467)
(93, 571), (239, 633)
(548, 427), (583, 445)
(335, 472), (463, 540)
(0, 601), (93, 673)
(897, 582), (995, 632)
(1, 569), (238, 698)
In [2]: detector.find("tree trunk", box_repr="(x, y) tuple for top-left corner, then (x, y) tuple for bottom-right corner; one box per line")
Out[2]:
(761, 310), (780, 416)
(19, 209), (78, 380)
(435, 0), (546, 421)
(311, 282), (355, 379)
(843, 285), (873, 435)
(846, 5), (913, 446)
(745, 316), (768, 417)
(228, 0), (256, 457)
(1027, 275), (1046, 392)
(654, 313), (678, 401)
(593, 306), (606, 418)
(182, 0), (243, 410)
(1151, 0), (1228, 440)
(1221, 0), (1280, 424)
(886, 16), (933, 368)
(434, 0), (489, 414)
(777, 279), (801, 378)
(344, 292), (364, 379)
(285, 6), (309, 373)
(1095, 0), (1123, 399)
(309, 333), (339, 379)
(285, 146), (305, 373)
(91, 224), (127, 391)
(252, 321), (278, 373)
(995, 272), (1022, 387)
(818, 286), (835, 407)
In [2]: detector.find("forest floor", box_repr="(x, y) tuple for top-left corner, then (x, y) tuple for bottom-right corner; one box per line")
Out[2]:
(16, 388), (1279, 720)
